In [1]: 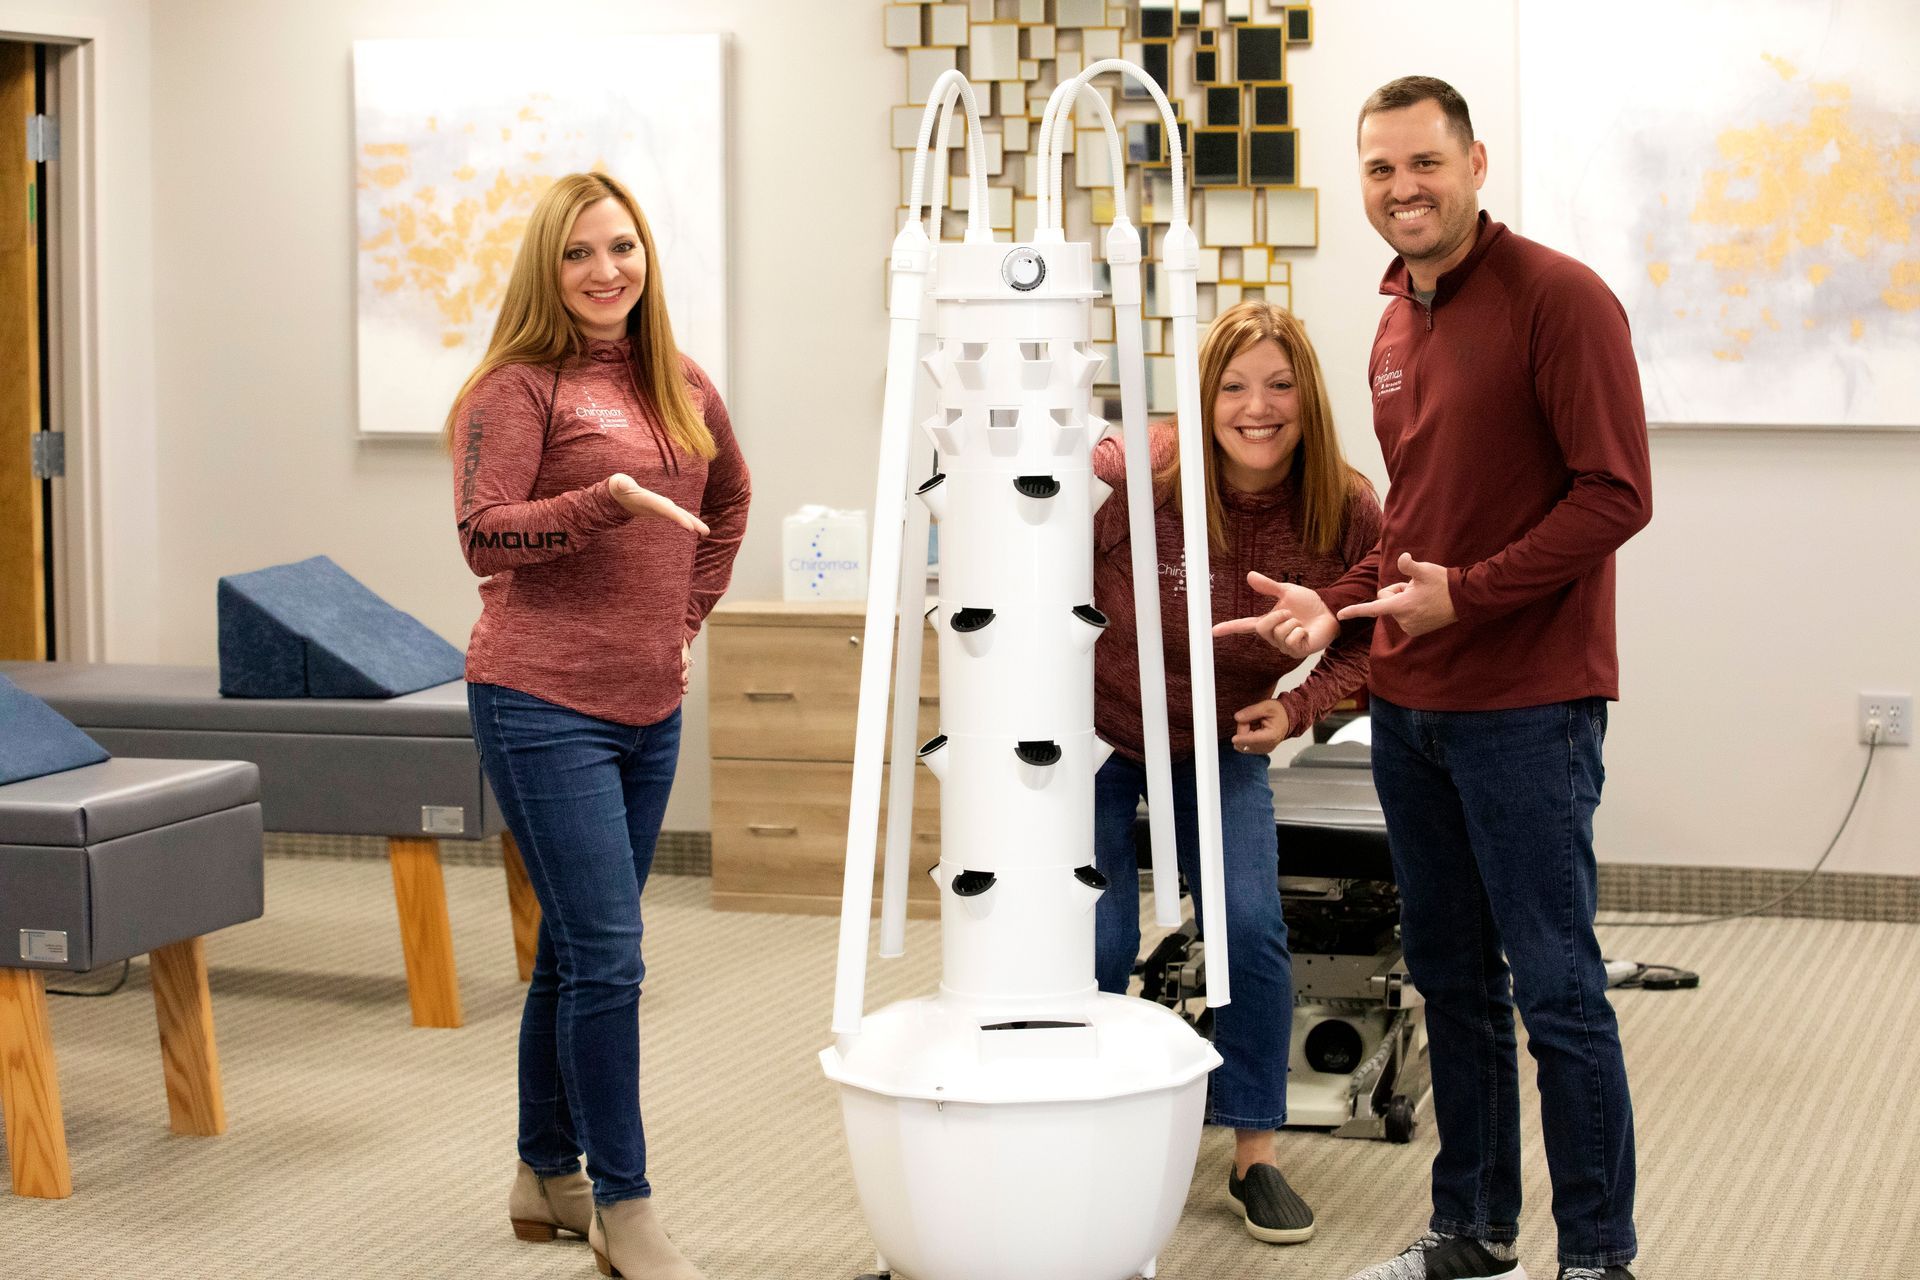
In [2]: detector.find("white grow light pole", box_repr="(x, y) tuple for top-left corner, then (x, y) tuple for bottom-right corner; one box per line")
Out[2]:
(1041, 58), (1230, 994)
(1032, 82), (1176, 935)
(835, 71), (990, 1035)
(877, 86), (969, 961)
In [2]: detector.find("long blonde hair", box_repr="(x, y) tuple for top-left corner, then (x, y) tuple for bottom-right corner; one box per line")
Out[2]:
(442, 172), (714, 459)
(1159, 301), (1369, 555)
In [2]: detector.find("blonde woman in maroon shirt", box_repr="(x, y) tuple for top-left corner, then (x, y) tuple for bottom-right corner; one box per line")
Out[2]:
(446, 172), (749, 1280)
(1091, 301), (1381, 1249)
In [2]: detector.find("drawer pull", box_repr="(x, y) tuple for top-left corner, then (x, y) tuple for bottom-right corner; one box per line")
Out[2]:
(743, 691), (797, 702)
(919, 695), (938, 706)
(748, 824), (799, 837)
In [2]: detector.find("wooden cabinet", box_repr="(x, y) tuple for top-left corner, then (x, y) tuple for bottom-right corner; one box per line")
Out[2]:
(707, 601), (942, 916)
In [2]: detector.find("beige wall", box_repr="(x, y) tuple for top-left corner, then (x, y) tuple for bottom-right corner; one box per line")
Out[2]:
(19, 0), (1917, 874)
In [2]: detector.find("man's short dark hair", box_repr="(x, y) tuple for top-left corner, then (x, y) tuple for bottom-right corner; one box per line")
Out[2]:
(1357, 76), (1475, 149)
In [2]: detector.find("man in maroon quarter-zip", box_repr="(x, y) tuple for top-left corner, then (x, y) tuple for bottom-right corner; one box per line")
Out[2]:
(1216, 77), (1652, 1280)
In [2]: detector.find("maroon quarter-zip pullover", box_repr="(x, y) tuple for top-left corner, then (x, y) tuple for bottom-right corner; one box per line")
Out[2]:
(453, 339), (751, 726)
(1323, 214), (1653, 711)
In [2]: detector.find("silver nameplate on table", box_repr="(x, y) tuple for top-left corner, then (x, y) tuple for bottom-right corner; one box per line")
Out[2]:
(421, 805), (467, 836)
(20, 929), (69, 963)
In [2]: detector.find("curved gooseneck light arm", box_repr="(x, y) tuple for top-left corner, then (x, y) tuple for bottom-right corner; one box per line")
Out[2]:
(924, 84), (962, 243)
(1033, 80), (1127, 238)
(1036, 59), (1188, 233)
(907, 72), (992, 244)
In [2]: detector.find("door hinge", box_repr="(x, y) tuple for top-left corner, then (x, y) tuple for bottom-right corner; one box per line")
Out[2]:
(27, 113), (58, 163)
(31, 431), (65, 479)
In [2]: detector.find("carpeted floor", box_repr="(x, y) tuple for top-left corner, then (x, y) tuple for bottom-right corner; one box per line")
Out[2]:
(3, 858), (1916, 1279)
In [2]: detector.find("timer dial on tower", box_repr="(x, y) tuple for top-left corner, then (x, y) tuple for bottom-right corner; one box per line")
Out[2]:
(1002, 246), (1047, 292)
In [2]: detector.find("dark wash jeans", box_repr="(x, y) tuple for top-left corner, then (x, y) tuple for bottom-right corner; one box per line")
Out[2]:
(468, 682), (682, 1204)
(1371, 695), (1636, 1269)
(1093, 743), (1293, 1129)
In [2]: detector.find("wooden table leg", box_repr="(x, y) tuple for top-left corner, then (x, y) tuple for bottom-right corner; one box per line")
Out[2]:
(149, 937), (227, 1136)
(0, 967), (72, 1198)
(501, 832), (541, 984)
(387, 837), (464, 1028)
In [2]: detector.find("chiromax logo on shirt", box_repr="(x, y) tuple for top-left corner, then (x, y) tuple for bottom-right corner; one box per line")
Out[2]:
(1372, 347), (1404, 400)
(572, 393), (629, 430)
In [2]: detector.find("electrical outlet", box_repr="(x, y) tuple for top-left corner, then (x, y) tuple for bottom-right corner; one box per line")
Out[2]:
(1858, 692), (1913, 745)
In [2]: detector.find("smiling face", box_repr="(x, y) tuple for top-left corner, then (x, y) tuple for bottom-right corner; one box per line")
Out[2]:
(559, 196), (647, 340)
(1358, 99), (1488, 290)
(1211, 338), (1301, 493)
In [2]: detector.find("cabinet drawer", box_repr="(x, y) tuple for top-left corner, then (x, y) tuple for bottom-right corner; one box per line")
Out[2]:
(710, 759), (941, 906)
(708, 620), (937, 761)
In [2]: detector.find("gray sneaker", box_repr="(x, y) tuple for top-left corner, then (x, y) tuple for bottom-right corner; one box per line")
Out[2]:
(1344, 1232), (1527, 1280)
(1559, 1269), (1634, 1280)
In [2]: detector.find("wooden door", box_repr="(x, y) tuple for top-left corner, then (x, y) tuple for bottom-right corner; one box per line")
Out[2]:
(0, 42), (45, 660)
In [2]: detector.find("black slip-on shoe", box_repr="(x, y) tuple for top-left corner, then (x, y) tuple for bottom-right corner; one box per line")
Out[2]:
(1224, 1163), (1315, 1244)
(1344, 1232), (1527, 1279)
(1558, 1268), (1634, 1280)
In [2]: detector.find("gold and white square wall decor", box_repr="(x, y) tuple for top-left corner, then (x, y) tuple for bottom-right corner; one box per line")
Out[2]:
(888, 0), (1318, 406)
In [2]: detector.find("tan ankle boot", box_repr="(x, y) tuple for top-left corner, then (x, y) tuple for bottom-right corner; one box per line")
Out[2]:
(507, 1160), (593, 1241)
(589, 1196), (705, 1279)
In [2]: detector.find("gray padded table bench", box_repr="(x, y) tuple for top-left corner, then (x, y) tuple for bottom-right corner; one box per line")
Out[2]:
(1127, 742), (1388, 874)
(0, 661), (542, 1030)
(0, 757), (262, 1198)
(1271, 743), (1394, 881)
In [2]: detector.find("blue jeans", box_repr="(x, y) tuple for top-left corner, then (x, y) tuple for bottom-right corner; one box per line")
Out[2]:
(1371, 695), (1636, 1269)
(1094, 743), (1292, 1129)
(468, 682), (682, 1204)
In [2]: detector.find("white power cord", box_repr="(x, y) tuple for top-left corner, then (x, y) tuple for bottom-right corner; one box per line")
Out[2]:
(1595, 724), (1883, 929)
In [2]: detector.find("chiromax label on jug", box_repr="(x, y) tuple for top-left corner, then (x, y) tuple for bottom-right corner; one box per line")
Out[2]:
(20, 929), (68, 963)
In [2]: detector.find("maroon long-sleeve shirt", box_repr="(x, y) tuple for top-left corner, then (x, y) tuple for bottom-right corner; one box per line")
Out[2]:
(1321, 215), (1653, 711)
(453, 339), (751, 726)
(1092, 424), (1381, 761)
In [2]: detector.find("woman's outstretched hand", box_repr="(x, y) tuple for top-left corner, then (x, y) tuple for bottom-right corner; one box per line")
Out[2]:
(1212, 571), (1339, 659)
(609, 473), (709, 537)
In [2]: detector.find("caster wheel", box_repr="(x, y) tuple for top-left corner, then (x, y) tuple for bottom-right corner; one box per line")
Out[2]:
(1385, 1094), (1416, 1143)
